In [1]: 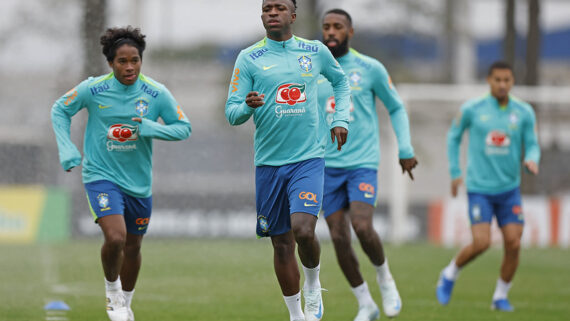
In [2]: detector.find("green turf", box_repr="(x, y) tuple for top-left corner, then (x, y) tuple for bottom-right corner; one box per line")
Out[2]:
(1, 239), (568, 320)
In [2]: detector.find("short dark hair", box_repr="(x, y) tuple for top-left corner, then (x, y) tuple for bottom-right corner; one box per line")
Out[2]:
(262, 0), (297, 12)
(324, 8), (352, 27)
(100, 26), (146, 62)
(488, 61), (513, 76)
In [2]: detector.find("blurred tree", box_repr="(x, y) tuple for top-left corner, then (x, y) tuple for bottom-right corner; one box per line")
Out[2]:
(296, 0), (319, 39)
(504, 0), (516, 67)
(82, 0), (107, 78)
(525, 0), (540, 86)
(443, 0), (455, 83)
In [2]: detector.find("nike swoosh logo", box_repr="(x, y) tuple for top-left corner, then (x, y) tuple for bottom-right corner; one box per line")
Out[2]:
(98, 104), (111, 109)
(314, 303), (322, 319)
(263, 65), (277, 71)
(138, 226), (147, 230)
(364, 193), (374, 198)
(304, 202), (318, 207)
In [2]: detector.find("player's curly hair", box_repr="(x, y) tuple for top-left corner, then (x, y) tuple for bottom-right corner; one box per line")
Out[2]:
(100, 26), (146, 62)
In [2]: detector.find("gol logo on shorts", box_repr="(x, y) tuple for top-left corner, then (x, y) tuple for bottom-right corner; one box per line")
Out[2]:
(135, 218), (150, 225)
(512, 205), (522, 215)
(358, 183), (375, 194)
(299, 191), (318, 203)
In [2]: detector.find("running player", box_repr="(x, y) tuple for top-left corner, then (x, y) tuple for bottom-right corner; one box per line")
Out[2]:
(225, 1), (351, 320)
(436, 61), (540, 312)
(317, 9), (417, 321)
(51, 26), (191, 321)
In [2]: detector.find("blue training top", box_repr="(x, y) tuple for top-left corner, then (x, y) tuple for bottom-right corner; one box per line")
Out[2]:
(225, 36), (351, 167)
(447, 94), (540, 194)
(51, 73), (191, 198)
(318, 48), (414, 169)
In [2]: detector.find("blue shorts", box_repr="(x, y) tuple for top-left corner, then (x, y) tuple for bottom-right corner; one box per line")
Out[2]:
(255, 158), (324, 237)
(85, 180), (152, 235)
(467, 187), (524, 227)
(322, 167), (378, 218)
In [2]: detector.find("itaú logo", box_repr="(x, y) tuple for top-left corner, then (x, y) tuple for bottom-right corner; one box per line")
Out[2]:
(486, 130), (510, 147)
(276, 83), (307, 106)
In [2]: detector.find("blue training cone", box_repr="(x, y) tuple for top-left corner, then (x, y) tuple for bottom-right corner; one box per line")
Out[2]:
(44, 301), (70, 311)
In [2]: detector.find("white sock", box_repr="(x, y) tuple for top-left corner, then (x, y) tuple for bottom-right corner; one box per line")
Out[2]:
(492, 278), (512, 301)
(283, 291), (304, 321)
(123, 289), (135, 307)
(105, 276), (122, 292)
(302, 264), (321, 290)
(443, 259), (460, 281)
(351, 282), (375, 307)
(375, 258), (394, 284)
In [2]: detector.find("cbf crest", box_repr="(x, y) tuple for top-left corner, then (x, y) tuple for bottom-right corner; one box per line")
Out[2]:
(97, 193), (110, 211)
(257, 215), (270, 236)
(135, 98), (149, 117)
(348, 71), (362, 87)
(298, 55), (313, 73)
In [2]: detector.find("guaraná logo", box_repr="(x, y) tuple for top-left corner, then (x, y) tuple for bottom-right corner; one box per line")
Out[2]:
(276, 83), (307, 106)
(107, 124), (139, 143)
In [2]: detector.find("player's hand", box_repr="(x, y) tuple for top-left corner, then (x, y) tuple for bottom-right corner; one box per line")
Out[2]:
(451, 177), (463, 197)
(245, 91), (265, 108)
(399, 157), (418, 180)
(132, 117), (142, 123)
(524, 161), (539, 175)
(330, 127), (348, 151)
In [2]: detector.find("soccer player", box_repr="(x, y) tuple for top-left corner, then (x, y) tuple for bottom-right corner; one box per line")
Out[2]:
(317, 9), (417, 321)
(225, 1), (351, 320)
(51, 26), (191, 321)
(436, 61), (540, 312)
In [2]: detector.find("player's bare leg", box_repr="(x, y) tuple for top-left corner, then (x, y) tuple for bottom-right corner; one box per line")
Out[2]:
(350, 202), (385, 266)
(291, 212), (323, 321)
(437, 223), (491, 306)
(120, 233), (143, 321)
(455, 223), (492, 267)
(491, 223), (523, 311)
(271, 231), (305, 321)
(98, 214), (128, 321)
(351, 201), (400, 317)
(271, 231), (301, 296)
(499, 223), (523, 282)
(327, 207), (380, 320)
(326, 209), (363, 287)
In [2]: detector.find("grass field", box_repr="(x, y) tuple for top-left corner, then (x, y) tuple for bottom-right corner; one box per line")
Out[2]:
(1, 239), (569, 321)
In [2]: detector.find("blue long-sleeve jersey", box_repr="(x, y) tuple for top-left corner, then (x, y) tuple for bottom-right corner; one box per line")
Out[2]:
(51, 73), (191, 198)
(447, 94), (540, 194)
(318, 49), (414, 169)
(225, 36), (351, 167)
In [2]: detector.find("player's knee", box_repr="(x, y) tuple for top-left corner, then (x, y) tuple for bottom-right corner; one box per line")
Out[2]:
(123, 243), (142, 258)
(104, 232), (126, 250)
(351, 219), (373, 239)
(472, 238), (490, 254)
(272, 239), (295, 257)
(293, 225), (315, 244)
(329, 228), (350, 246)
(504, 237), (521, 252)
